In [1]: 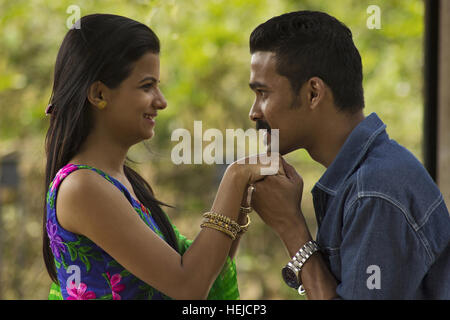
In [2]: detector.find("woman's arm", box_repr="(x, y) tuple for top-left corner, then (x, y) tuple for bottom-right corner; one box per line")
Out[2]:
(56, 161), (269, 299)
(227, 185), (253, 260)
(227, 213), (245, 261)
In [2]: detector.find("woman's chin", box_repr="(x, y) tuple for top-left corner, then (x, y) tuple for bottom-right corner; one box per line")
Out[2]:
(142, 129), (155, 140)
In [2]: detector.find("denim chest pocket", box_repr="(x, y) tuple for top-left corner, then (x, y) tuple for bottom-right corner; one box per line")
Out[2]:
(320, 246), (342, 282)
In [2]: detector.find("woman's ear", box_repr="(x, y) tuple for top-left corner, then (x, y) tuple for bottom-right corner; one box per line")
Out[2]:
(87, 81), (107, 108)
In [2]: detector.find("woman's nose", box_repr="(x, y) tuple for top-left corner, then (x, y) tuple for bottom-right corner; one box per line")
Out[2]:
(154, 88), (167, 110)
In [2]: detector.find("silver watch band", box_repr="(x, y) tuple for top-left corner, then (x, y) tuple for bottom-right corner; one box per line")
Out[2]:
(284, 240), (320, 289)
(291, 241), (319, 270)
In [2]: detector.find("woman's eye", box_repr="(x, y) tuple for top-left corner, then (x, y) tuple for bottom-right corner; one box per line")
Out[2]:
(142, 83), (154, 90)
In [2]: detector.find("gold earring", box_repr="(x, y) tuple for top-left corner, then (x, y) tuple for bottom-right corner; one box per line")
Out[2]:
(98, 101), (107, 109)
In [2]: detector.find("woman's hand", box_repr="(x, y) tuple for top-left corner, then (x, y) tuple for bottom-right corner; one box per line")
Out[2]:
(251, 157), (308, 239)
(210, 152), (285, 223)
(229, 152), (286, 185)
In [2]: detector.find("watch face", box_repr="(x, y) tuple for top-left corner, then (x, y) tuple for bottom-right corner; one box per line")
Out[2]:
(282, 267), (299, 289)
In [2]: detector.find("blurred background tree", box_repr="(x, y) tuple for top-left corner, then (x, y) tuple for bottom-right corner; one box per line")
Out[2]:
(0, 0), (424, 299)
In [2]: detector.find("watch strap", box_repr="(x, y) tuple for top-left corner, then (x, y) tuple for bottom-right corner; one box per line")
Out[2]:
(282, 240), (320, 290)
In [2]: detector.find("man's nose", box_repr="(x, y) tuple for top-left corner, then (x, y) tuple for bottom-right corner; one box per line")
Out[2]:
(249, 101), (263, 122)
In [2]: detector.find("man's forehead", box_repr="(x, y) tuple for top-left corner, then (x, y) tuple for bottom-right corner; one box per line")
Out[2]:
(250, 51), (277, 69)
(250, 51), (282, 86)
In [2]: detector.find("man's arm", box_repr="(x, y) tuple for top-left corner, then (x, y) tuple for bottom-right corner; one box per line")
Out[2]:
(275, 213), (338, 299)
(252, 158), (338, 299)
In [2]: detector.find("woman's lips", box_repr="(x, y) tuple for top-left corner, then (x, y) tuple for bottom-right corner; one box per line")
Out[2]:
(143, 113), (156, 125)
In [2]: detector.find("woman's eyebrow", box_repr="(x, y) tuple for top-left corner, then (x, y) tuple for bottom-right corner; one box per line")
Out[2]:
(139, 76), (159, 84)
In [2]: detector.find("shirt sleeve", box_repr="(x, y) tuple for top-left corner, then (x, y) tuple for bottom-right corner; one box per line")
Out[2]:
(336, 196), (430, 299)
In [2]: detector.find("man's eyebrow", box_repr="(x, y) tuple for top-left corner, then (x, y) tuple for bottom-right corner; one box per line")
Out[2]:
(139, 76), (159, 84)
(249, 81), (269, 90)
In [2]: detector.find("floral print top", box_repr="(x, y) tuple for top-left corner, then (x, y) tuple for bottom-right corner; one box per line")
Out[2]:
(46, 164), (176, 300)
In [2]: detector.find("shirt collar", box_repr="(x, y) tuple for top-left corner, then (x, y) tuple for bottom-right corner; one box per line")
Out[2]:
(313, 112), (387, 195)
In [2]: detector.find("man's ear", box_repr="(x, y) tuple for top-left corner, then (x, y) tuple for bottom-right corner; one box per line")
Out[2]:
(87, 81), (107, 107)
(306, 77), (326, 110)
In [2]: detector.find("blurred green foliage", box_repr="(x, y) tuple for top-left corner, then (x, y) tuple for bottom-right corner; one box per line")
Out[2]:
(0, 0), (424, 299)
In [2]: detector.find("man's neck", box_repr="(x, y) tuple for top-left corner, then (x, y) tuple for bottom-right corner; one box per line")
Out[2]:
(308, 111), (365, 168)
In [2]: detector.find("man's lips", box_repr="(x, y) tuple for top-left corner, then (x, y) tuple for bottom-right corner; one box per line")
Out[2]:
(256, 120), (271, 133)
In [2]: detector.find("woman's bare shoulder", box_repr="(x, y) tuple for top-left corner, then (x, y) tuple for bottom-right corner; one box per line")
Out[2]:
(55, 168), (126, 235)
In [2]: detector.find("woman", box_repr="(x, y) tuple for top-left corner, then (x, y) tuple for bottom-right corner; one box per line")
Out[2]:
(43, 13), (281, 300)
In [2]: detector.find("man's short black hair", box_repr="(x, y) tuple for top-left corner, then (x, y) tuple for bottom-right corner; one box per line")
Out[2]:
(250, 11), (365, 113)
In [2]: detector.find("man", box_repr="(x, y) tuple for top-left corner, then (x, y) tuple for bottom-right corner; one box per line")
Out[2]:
(248, 11), (450, 299)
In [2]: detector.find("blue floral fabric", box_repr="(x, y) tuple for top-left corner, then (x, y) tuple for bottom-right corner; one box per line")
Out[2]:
(46, 163), (239, 300)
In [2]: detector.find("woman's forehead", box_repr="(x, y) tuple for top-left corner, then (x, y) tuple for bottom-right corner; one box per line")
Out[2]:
(128, 52), (160, 81)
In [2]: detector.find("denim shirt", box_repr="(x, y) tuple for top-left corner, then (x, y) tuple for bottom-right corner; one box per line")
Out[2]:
(312, 113), (450, 299)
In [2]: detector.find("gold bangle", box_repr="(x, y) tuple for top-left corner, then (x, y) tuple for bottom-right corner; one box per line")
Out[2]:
(201, 222), (237, 240)
(238, 214), (251, 234)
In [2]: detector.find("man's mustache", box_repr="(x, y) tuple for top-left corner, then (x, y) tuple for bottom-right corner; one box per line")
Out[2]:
(256, 120), (271, 133)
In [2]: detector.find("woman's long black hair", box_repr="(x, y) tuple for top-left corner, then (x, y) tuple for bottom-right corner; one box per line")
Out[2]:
(43, 14), (179, 284)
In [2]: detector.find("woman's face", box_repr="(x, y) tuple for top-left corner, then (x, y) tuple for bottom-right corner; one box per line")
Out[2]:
(100, 52), (167, 145)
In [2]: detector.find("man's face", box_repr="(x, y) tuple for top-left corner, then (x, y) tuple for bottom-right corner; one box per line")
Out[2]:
(249, 51), (310, 155)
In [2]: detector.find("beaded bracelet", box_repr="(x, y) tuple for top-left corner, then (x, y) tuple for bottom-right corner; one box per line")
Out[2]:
(201, 211), (252, 240)
(201, 213), (239, 239)
(202, 212), (241, 233)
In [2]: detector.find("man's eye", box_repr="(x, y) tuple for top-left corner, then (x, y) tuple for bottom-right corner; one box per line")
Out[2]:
(258, 90), (268, 98)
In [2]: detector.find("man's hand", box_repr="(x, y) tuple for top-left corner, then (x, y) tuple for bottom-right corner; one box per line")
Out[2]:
(252, 157), (338, 299)
(252, 157), (312, 249)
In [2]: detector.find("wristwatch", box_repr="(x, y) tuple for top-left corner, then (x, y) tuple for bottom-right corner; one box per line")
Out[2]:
(281, 240), (320, 289)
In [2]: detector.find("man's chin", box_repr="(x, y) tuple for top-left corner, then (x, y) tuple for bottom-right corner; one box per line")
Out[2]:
(262, 131), (289, 155)
(262, 131), (271, 146)
(263, 144), (290, 156)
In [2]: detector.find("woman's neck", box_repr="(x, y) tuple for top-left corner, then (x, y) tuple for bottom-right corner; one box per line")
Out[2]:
(68, 131), (130, 179)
